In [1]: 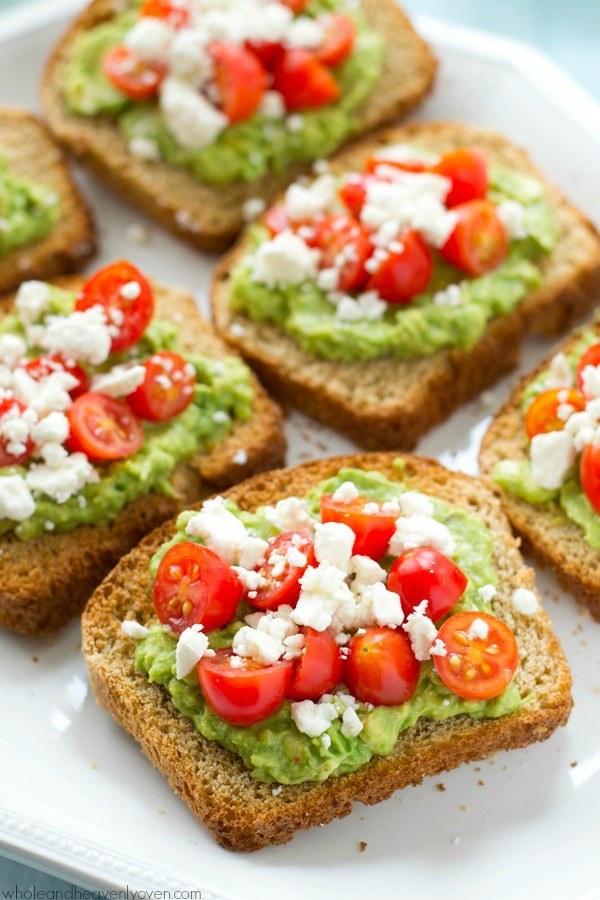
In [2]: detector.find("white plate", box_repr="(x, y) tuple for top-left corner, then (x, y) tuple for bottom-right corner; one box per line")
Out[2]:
(0, 3), (599, 896)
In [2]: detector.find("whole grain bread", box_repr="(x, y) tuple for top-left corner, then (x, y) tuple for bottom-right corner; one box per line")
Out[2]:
(211, 122), (600, 449)
(0, 275), (285, 636)
(41, 0), (436, 251)
(0, 107), (95, 295)
(480, 324), (600, 621)
(82, 452), (572, 852)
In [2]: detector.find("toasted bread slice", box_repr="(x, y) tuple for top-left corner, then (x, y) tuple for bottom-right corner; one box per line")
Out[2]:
(211, 122), (600, 449)
(480, 325), (600, 621)
(0, 107), (95, 295)
(0, 276), (285, 636)
(82, 452), (572, 852)
(41, 0), (436, 251)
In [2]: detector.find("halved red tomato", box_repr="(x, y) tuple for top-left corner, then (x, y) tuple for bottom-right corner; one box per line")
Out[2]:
(576, 342), (600, 392)
(0, 398), (34, 467)
(287, 627), (343, 701)
(140, 0), (191, 28)
(22, 355), (89, 399)
(272, 49), (340, 111)
(127, 351), (195, 422)
(311, 214), (373, 292)
(320, 493), (397, 560)
(338, 174), (373, 218)
(245, 40), (285, 70)
(367, 230), (433, 304)
(387, 547), (468, 621)
(210, 42), (267, 124)
(153, 542), (243, 635)
(440, 200), (508, 276)
(524, 388), (586, 439)
(103, 45), (166, 101)
(246, 531), (315, 611)
(198, 648), (293, 726)
(344, 625), (419, 706)
(76, 261), (155, 353)
(433, 611), (518, 701)
(315, 14), (356, 67)
(581, 443), (600, 514)
(66, 393), (144, 461)
(432, 147), (489, 208)
(281, 0), (308, 10)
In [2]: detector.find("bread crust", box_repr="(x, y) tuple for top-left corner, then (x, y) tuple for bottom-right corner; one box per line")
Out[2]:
(82, 452), (573, 852)
(0, 276), (285, 636)
(480, 325), (600, 621)
(0, 107), (95, 294)
(211, 122), (600, 449)
(41, 0), (436, 250)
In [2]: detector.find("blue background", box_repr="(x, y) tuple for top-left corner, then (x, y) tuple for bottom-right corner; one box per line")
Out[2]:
(0, 0), (599, 892)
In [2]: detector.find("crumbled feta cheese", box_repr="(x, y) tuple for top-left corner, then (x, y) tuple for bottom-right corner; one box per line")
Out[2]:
(15, 280), (50, 326)
(360, 174), (458, 249)
(361, 581), (404, 628)
(160, 77), (227, 150)
(530, 430), (576, 490)
(314, 521), (355, 574)
(251, 230), (320, 287)
(186, 496), (268, 567)
(125, 17), (174, 62)
(389, 515), (455, 557)
(25, 451), (99, 503)
(477, 584), (497, 603)
(0, 334), (25, 369)
(12, 368), (78, 417)
(564, 411), (597, 452)
(232, 625), (283, 666)
(293, 561), (354, 632)
(286, 114), (304, 133)
(285, 15), (324, 48)
(120, 620), (149, 640)
(399, 491), (434, 518)
(232, 566), (265, 592)
(496, 200), (528, 240)
(129, 137), (161, 161)
(512, 587), (539, 616)
(546, 352), (573, 389)
(402, 600), (439, 661)
(430, 638), (447, 657)
(168, 27), (213, 83)
(340, 706), (363, 737)
(0, 474), (35, 521)
(432, 284), (463, 307)
(350, 555), (386, 588)
(331, 481), (360, 503)
(176, 624), (212, 678)
(371, 143), (437, 166)
(258, 90), (286, 118)
(37, 306), (112, 366)
(334, 291), (387, 322)
(0, 403), (37, 457)
(232, 449), (248, 465)
(92, 364), (146, 399)
(284, 174), (336, 221)
(581, 364), (600, 398)
(467, 617), (489, 641)
(242, 197), (267, 222)
(321, 733), (331, 750)
(291, 699), (337, 737)
(263, 496), (315, 533)
(31, 411), (69, 446)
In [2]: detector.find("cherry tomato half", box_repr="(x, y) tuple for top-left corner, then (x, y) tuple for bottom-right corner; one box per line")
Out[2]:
(315, 14), (356, 67)
(432, 147), (489, 208)
(287, 627), (343, 701)
(320, 493), (397, 560)
(22, 354), (89, 399)
(140, 0), (191, 28)
(434, 611), (518, 701)
(0, 398), (34, 467)
(367, 230), (433, 304)
(246, 531), (315, 611)
(281, 0), (308, 11)
(210, 42), (267, 124)
(245, 39), (284, 70)
(364, 156), (427, 175)
(344, 626), (419, 706)
(580, 443), (600, 514)
(441, 199), (508, 277)
(103, 45), (166, 102)
(66, 393), (144, 462)
(273, 49), (340, 111)
(576, 342), (600, 392)
(387, 547), (468, 622)
(76, 261), (155, 353)
(153, 542), (243, 635)
(338, 174), (373, 218)
(198, 648), (293, 726)
(127, 351), (195, 422)
(524, 388), (586, 440)
(311, 214), (373, 293)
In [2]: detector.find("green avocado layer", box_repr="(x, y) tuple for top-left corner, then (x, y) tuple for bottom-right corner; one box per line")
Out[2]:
(0, 151), (60, 258)
(62, 0), (385, 187)
(136, 466), (523, 786)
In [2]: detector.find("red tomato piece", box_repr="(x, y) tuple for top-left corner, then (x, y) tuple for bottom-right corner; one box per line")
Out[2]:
(280, 0), (308, 11)
(311, 214), (373, 293)
(246, 531), (315, 611)
(524, 388), (586, 440)
(76, 261), (155, 353)
(127, 351), (195, 422)
(103, 45), (166, 101)
(140, 0), (191, 28)
(153, 542), (243, 635)
(338, 174), (377, 217)
(434, 611), (518, 701)
(315, 14), (356, 67)
(367, 230), (433, 304)
(580, 443), (600, 514)
(364, 156), (427, 175)
(198, 648), (293, 726)
(66, 393), (144, 462)
(320, 493), (397, 560)
(245, 40), (285, 70)
(432, 147), (489, 208)
(440, 200), (508, 276)
(287, 627), (343, 701)
(576, 342), (600, 392)
(387, 547), (468, 622)
(272, 49), (340, 111)
(344, 625), (419, 706)
(22, 355), (89, 399)
(210, 42), (267, 124)
(0, 398), (34, 467)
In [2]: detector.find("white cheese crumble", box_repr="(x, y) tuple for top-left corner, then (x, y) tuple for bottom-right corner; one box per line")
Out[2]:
(0, 334), (25, 369)
(292, 561), (354, 632)
(251, 230), (320, 287)
(125, 17), (174, 62)
(25, 451), (99, 504)
(36, 306), (112, 366)
(360, 173), (458, 249)
(92, 364), (146, 399)
(129, 137), (161, 161)
(530, 431), (576, 490)
(334, 291), (387, 322)
(389, 515), (455, 557)
(512, 587), (539, 616)
(263, 496), (315, 534)
(284, 174), (336, 221)
(402, 600), (438, 661)
(496, 200), (528, 240)
(467, 617), (489, 641)
(160, 77), (228, 151)
(242, 197), (267, 222)
(186, 496), (268, 567)
(0, 474), (35, 521)
(15, 280), (50, 326)
(398, 491), (434, 518)
(232, 625), (284, 666)
(477, 584), (497, 603)
(176, 624), (213, 678)
(331, 481), (360, 503)
(291, 699), (338, 737)
(581, 364), (600, 398)
(120, 620), (150, 640)
(340, 706), (363, 737)
(314, 521), (355, 574)
(360, 581), (404, 628)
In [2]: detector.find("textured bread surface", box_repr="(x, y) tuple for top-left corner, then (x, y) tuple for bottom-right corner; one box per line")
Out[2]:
(41, 0), (436, 250)
(0, 107), (95, 294)
(480, 325), (600, 621)
(82, 452), (572, 852)
(0, 276), (285, 636)
(211, 122), (600, 449)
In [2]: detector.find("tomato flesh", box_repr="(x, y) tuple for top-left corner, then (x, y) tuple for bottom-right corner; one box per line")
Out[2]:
(210, 42), (267, 124)
(576, 342), (600, 392)
(367, 229), (433, 304)
(364, 156), (426, 175)
(22, 355), (89, 399)
(441, 200), (508, 276)
(198, 648), (292, 726)
(387, 547), (468, 621)
(0, 398), (34, 467)
(287, 627), (343, 701)
(432, 147), (489, 208)
(312, 214), (373, 293)
(127, 351), (195, 422)
(320, 493), (397, 560)
(581, 443), (600, 514)
(140, 0), (190, 28)
(246, 531), (315, 611)
(245, 39), (284, 70)
(273, 49), (340, 111)
(153, 542), (243, 635)
(66, 392), (144, 462)
(76, 261), (155, 353)
(338, 175), (372, 218)
(524, 388), (586, 439)
(315, 14), (356, 67)
(344, 626), (419, 706)
(103, 45), (165, 101)
(434, 611), (518, 701)
(281, 0), (308, 10)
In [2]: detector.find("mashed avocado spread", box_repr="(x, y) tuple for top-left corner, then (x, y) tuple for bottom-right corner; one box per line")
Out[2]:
(62, 0), (384, 187)
(0, 151), (59, 257)
(136, 466), (523, 785)
(494, 329), (600, 549)
(0, 286), (253, 540)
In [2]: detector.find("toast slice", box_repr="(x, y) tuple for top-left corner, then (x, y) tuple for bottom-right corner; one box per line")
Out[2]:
(211, 122), (600, 450)
(0, 107), (95, 295)
(82, 452), (572, 852)
(0, 276), (285, 636)
(41, 0), (436, 251)
(480, 325), (600, 621)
